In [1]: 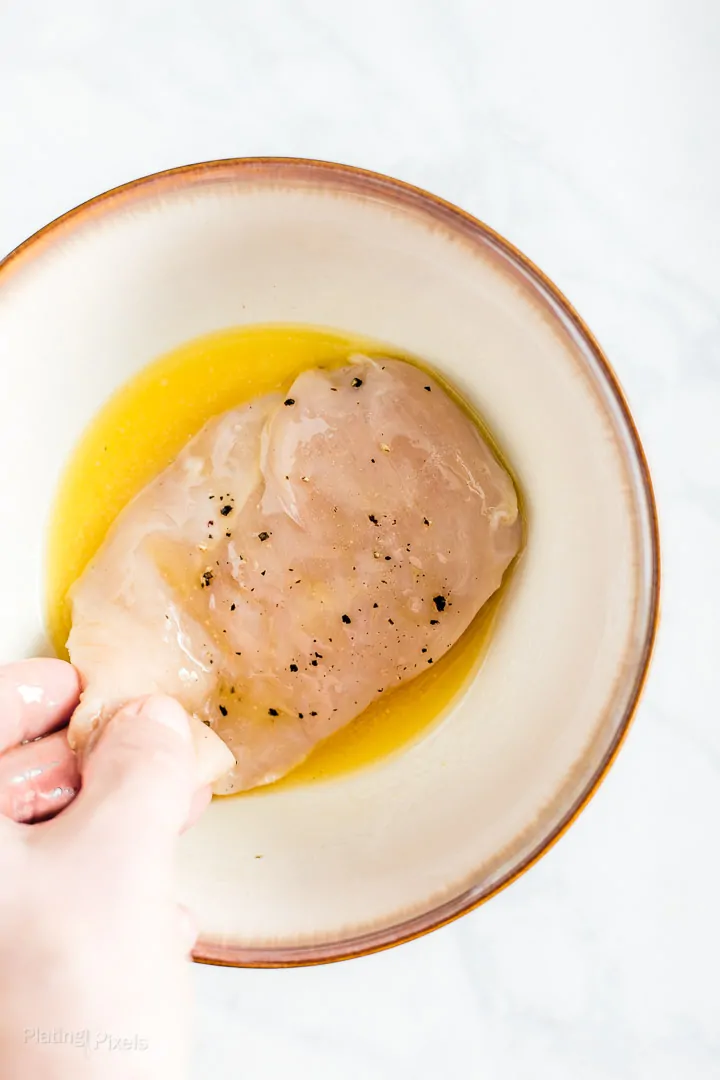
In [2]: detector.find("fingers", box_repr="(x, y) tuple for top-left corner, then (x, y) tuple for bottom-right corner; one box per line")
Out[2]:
(62, 695), (196, 858)
(0, 660), (80, 754)
(0, 729), (80, 823)
(184, 784), (212, 833)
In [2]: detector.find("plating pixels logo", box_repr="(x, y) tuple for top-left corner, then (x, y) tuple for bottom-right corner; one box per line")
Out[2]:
(24, 1028), (149, 1053)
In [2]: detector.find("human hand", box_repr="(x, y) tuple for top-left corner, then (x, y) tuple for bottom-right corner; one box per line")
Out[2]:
(0, 659), (204, 1080)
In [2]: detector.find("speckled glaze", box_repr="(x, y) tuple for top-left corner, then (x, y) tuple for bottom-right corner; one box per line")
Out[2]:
(0, 159), (658, 966)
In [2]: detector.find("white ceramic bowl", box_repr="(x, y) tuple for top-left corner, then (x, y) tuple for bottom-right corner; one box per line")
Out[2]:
(0, 159), (658, 966)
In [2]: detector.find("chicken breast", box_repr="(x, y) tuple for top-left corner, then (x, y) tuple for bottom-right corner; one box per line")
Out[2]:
(68, 357), (521, 793)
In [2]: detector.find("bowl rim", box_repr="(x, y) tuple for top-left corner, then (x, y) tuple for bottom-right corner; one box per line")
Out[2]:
(0, 157), (660, 968)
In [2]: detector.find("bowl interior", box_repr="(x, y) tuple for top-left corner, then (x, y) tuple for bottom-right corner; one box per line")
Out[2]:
(0, 161), (656, 964)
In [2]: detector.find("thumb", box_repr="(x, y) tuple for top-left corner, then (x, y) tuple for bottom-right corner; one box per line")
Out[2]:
(69, 695), (196, 858)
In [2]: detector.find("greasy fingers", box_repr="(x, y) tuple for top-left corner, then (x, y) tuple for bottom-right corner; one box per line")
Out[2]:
(0, 660), (80, 754)
(0, 729), (80, 823)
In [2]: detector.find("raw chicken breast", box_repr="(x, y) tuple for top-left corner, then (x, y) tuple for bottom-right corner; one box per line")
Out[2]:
(68, 357), (521, 793)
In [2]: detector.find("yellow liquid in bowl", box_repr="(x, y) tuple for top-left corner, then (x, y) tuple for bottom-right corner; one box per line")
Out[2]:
(46, 325), (516, 789)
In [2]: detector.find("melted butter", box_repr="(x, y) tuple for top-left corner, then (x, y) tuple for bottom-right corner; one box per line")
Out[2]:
(46, 324), (519, 790)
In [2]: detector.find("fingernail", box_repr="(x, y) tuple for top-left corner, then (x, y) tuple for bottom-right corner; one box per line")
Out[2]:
(137, 695), (192, 742)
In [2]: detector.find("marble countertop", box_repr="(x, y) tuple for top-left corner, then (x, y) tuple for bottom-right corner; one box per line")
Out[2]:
(1, 2), (718, 1076)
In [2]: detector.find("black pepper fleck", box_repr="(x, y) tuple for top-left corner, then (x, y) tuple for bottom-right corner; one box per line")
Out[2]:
(221, 504), (232, 516)
(290, 663), (298, 672)
(268, 708), (279, 717)
(201, 570), (213, 588)
(258, 531), (270, 542)
(219, 704), (228, 717)
(230, 603), (236, 611)
(424, 385), (431, 391)
(433, 595), (447, 612)
(284, 398), (295, 406)
(342, 614), (351, 624)
(310, 711), (317, 717)
(430, 619), (439, 625)
(351, 377), (363, 388)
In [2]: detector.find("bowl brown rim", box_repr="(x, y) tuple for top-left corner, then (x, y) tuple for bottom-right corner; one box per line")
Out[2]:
(0, 157), (660, 968)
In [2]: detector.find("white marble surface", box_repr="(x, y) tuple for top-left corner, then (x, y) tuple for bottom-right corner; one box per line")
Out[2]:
(1, 2), (718, 1076)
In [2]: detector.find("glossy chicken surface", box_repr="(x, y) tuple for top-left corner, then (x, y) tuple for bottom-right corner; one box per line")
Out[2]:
(68, 358), (520, 792)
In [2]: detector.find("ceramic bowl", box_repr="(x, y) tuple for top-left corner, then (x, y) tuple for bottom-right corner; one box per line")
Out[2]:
(0, 159), (658, 966)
